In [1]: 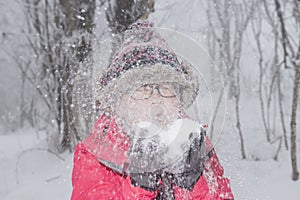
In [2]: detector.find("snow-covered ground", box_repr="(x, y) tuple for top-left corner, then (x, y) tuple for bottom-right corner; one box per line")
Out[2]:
(218, 129), (300, 200)
(216, 97), (300, 200)
(0, 129), (72, 200)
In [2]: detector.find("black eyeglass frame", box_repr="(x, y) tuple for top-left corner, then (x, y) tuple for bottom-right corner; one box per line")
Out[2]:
(130, 83), (177, 100)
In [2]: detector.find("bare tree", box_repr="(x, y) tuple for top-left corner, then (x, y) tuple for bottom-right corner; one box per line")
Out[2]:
(251, 3), (272, 143)
(250, 0), (290, 154)
(251, 0), (289, 151)
(258, 0), (300, 179)
(206, 0), (254, 159)
(273, 0), (299, 181)
(57, 0), (96, 151)
(17, 0), (96, 152)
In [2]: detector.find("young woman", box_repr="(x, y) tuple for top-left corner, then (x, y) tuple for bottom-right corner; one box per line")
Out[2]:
(71, 21), (234, 200)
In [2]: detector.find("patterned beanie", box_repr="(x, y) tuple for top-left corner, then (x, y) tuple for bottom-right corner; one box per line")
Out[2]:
(95, 21), (199, 113)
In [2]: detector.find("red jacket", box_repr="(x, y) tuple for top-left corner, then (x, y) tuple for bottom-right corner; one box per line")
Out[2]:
(71, 115), (234, 200)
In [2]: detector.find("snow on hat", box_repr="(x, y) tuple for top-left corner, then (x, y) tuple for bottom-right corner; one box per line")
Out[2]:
(95, 20), (199, 113)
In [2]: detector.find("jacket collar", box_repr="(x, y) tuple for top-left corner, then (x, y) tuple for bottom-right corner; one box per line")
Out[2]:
(82, 115), (131, 174)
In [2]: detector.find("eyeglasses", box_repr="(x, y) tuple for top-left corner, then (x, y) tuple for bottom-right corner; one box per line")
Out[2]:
(131, 84), (176, 100)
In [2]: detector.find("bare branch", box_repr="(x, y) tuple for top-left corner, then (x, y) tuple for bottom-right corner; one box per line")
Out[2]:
(274, 0), (291, 68)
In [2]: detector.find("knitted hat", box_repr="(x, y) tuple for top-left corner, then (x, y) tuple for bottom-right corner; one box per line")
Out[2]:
(95, 21), (199, 113)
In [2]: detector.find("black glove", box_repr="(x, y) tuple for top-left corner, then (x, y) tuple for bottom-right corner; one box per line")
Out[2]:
(129, 136), (163, 191)
(169, 128), (206, 190)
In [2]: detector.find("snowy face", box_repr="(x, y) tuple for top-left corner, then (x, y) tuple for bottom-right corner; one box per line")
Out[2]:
(116, 83), (180, 127)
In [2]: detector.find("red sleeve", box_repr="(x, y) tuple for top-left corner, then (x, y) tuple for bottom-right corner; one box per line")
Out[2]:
(174, 137), (234, 200)
(70, 143), (122, 200)
(201, 137), (234, 200)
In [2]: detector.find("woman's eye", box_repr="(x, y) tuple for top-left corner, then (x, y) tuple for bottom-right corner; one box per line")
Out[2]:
(160, 85), (172, 91)
(144, 85), (152, 91)
(141, 85), (151, 91)
(135, 85), (150, 92)
(160, 85), (170, 90)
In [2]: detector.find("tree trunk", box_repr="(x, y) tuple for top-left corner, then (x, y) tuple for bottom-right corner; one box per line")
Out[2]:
(277, 72), (288, 150)
(106, 0), (155, 33)
(235, 64), (246, 159)
(290, 64), (300, 181)
(105, 0), (155, 57)
(58, 0), (96, 151)
(252, 14), (272, 143)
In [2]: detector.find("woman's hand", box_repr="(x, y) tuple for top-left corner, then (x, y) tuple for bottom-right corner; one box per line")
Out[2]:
(164, 127), (206, 190)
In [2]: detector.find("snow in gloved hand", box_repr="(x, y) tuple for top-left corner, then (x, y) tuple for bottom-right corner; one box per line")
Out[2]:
(129, 117), (203, 173)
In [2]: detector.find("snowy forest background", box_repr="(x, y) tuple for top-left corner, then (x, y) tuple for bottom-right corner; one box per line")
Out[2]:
(0, 0), (299, 199)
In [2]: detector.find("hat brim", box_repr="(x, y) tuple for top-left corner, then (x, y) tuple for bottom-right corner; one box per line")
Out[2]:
(96, 63), (199, 113)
